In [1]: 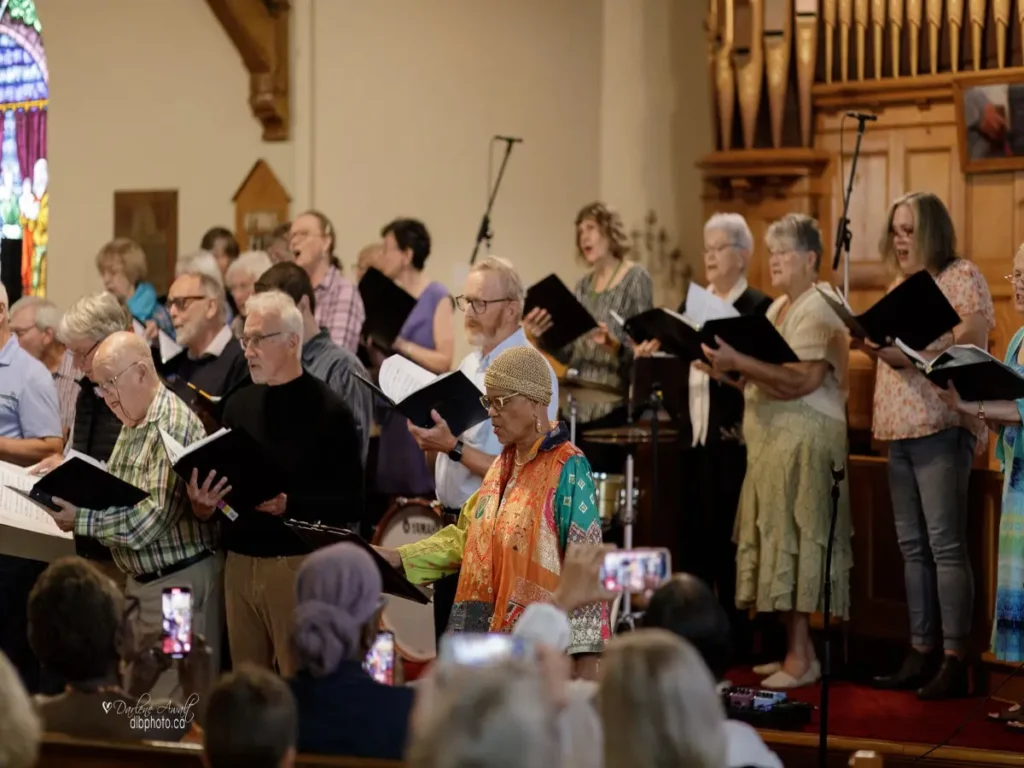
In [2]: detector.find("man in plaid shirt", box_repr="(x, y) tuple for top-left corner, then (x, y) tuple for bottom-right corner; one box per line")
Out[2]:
(49, 331), (221, 699)
(290, 210), (365, 352)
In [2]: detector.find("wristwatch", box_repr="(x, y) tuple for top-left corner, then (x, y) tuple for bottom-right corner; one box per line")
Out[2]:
(448, 439), (464, 463)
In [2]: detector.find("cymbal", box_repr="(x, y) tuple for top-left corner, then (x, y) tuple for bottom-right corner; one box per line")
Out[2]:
(558, 370), (623, 407)
(582, 424), (678, 445)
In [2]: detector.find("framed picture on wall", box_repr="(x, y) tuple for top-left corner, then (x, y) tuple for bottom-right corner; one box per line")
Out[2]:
(953, 70), (1024, 175)
(113, 190), (178, 295)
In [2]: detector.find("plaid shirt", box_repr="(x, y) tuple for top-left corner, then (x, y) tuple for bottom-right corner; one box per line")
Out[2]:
(75, 384), (217, 577)
(53, 350), (80, 445)
(314, 265), (365, 353)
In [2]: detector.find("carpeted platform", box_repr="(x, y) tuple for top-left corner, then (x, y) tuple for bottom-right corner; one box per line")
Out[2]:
(727, 667), (1024, 754)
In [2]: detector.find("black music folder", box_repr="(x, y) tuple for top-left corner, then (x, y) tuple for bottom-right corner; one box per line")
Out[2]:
(816, 270), (960, 350)
(10, 451), (150, 512)
(618, 308), (697, 359)
(524, 274), (598, 350)
(157, 427), (286, 514)
(899, 342), (1024, 401)
(358, 267), (418, 351)
(284, 520), (430, 605)
(353, 364), (487, 436)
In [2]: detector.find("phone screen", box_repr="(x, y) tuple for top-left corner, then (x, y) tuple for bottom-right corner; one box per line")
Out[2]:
(438, 633), (530, 666)
(161, 586), (193, 658)
(363, 631), (396, 685)
(600, 548), (671, 593)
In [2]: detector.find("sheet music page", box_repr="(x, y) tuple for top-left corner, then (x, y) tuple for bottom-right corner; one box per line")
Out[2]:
(163, 427), (231, 462)
(0, 460), (71, 540)
(609, 310), (626, 327)
(684, 283), (739, 326)
(379, 355), (436, 403)
(158, 329), (184, 364)
(893, 339), (931, 369)
(664, 307), (700, 331)
(65, 449), (107, 471)
(131, 318), (146, 337)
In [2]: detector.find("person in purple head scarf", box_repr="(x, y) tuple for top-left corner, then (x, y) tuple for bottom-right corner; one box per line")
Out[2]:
(288, 543), (413, 759)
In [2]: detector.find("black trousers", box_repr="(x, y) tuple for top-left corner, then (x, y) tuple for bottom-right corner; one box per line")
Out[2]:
(0, 554), (49, 693)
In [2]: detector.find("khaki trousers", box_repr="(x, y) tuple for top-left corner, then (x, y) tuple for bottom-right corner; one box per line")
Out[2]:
(224, 551), (306, 677)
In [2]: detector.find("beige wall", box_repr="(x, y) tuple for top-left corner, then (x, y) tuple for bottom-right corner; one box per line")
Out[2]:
(38, 0), (711, 337)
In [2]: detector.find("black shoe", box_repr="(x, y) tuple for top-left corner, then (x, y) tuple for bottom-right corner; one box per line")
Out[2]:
(917, 655), (969, 700)
(872, 648), (938, 690)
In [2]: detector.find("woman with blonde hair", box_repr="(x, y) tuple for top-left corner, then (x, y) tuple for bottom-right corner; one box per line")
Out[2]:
(0, 650), (39, 768)
(864, 192), (994, 699)
(599, 629), (727, 768)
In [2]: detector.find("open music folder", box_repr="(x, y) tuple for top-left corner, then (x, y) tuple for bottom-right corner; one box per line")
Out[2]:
(158, 427), (286, 514)
(816, 270), (961, 350)
(6, 450), (150, 513)
(895, 340), (1024, 401)
(0, 460), (74, 562)
(523, 274), (598, 350)
(358, 267), (418, 351)
(354, 355), (488, 436)
(285, 519), (430, 604)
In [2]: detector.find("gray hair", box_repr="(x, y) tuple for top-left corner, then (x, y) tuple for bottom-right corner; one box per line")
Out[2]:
(10, 296), (61, 332)
(0, 650), (40, 768)
(58, 292), (130, 346)
(226, 250), (273, 285)
(470, 255), (526, 318)
(244, 290), (303, 360)
(704, 213), (754, 254)
(176, 250), (224, 287)
(765, 213), (824, 270)
(175, 270), (228, 325)
(407, 662), (559, 768)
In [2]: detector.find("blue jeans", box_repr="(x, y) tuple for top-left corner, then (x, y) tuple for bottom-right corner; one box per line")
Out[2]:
(887, 427), (976, 654)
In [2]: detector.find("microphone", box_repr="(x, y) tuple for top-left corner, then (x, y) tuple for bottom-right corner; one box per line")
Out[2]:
(845, 112), (877, 121)
(493, 135), (524, 143)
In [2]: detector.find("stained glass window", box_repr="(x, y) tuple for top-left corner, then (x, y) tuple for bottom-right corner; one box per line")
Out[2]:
(0, 34), (45, 104)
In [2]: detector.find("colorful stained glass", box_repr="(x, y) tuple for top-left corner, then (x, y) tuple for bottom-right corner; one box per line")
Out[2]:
(7, 0), (41, 34)
(0, 34), (46, 104)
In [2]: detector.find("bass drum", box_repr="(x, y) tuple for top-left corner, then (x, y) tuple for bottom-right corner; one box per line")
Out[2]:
(371, 498), (443, 663)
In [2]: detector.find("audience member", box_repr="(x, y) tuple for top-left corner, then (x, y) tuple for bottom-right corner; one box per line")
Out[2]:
(0, 650), (40, 768)
(47, 332), (222, 698)
(226, 250), (273, 337)
(96, 238), (173, 338)
(201, 226), (241, 278)
(266, 223), (292, 265)
(10, 296), (78, 443)
(290, 210), (365, 352)
(28, 557), (203, 742)
(287, 542), (412, 760)
(204, 665), (297, 768)
(177, 250), (225, 286)
(187, 291), (362, 677)
(163, 268), (250, 406)
(355, 242), (382, 281)
(599, 630), (727, 768)
(407, 662), (561, 768)
(255, 261), (374, 464)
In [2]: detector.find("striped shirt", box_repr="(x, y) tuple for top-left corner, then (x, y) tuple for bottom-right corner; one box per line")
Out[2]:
(75, 384), (218, 577)
(314, 265), (365, 353)
(53, 350), (80, 445)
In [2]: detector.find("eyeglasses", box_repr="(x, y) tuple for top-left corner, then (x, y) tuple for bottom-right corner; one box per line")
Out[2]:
(166, 295), (209, 312)
(95, 360), (142, 396)
(71, 339), (101, 363)
(453, 296), (514, 314)
(479, 392), (523, 411)
(240, 332), (283, 350)
(1005, 273), (1024, 286)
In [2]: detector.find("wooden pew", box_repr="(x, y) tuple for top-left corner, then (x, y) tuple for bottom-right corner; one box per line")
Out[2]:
(850, 750), (883, 768)
(38, 733), (404, 768)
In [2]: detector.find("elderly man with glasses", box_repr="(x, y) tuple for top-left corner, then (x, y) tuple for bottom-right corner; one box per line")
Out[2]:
(403, 255), (558, 643)
(46, 331), (221, 700)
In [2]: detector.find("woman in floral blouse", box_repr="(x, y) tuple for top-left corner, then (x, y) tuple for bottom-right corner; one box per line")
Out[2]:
(859, 192), (995, 700)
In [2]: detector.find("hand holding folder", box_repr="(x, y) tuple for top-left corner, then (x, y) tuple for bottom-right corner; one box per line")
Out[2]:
(358, 267), (418, 352)
(6, 450), (150, 513)
(354, 355), (488, 436)
(895, 339), (1024, 401)
(523, 274), (598, 350)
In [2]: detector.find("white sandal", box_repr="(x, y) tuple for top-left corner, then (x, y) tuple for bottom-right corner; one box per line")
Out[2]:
(762, 660), (821, 690)
(753, 661), (782, 676)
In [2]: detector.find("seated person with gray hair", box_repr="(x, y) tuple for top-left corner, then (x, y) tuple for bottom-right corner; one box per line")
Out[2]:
(204, 665), (297, 768)
(226, 250), (274, 338)
(161, 268), (250, 422)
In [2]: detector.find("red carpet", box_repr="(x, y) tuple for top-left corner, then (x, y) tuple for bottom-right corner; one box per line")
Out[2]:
(727, 667), (1024, 754)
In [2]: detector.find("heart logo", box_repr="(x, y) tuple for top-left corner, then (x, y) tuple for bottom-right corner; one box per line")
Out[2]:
(102, 702), (112, 714)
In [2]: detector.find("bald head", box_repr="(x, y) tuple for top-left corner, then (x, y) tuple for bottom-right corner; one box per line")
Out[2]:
(92, 332), (159, 426)
(94, 331), (154, 373)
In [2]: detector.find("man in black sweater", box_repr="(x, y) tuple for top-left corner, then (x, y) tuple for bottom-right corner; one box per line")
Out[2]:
(185, 289), (362, 677)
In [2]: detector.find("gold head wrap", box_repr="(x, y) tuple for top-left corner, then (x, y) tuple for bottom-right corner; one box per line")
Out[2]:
(484, 346), (552, 406)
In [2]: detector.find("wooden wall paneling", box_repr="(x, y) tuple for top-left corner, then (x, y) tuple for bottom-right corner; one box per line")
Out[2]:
(900, 122), (965, 228)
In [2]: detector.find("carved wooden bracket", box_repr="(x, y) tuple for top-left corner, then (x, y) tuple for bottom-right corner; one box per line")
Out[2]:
(205, 0), (290, 141)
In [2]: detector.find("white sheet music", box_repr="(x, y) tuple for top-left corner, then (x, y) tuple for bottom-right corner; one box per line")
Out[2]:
(131, 318), (146, 337)
(66, 449), (106, 471)
(0, 460), (72, 540)
(158, 329), (184, 364)
(684, 284), (740, 326)
(379, 356), (439, 403)
(159, 427), (230, 464)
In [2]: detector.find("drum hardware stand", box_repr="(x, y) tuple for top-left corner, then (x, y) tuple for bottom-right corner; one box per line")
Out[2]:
(568, 392), (579, 444)
(819, 462), (845, 768)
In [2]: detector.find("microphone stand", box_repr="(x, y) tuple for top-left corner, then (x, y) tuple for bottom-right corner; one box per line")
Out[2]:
(470, 137), (520, 266)
(819, 462), (845, 768)
(831, 115), (871, 298)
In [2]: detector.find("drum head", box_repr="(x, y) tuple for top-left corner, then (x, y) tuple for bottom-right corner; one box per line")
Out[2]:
(375, 501), (442, 663)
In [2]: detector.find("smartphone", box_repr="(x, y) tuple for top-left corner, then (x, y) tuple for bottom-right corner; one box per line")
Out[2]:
(600, 548), (671, 593)
(160, 586), (193, 658)
(438, 633), (532, 667)
(363, 630), (396, 685)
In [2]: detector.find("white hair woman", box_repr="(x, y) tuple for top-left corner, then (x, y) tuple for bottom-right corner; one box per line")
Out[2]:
(225, 251), (273, 337)
(0, 650), (40, 768)
(703, 213), (851, 690)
